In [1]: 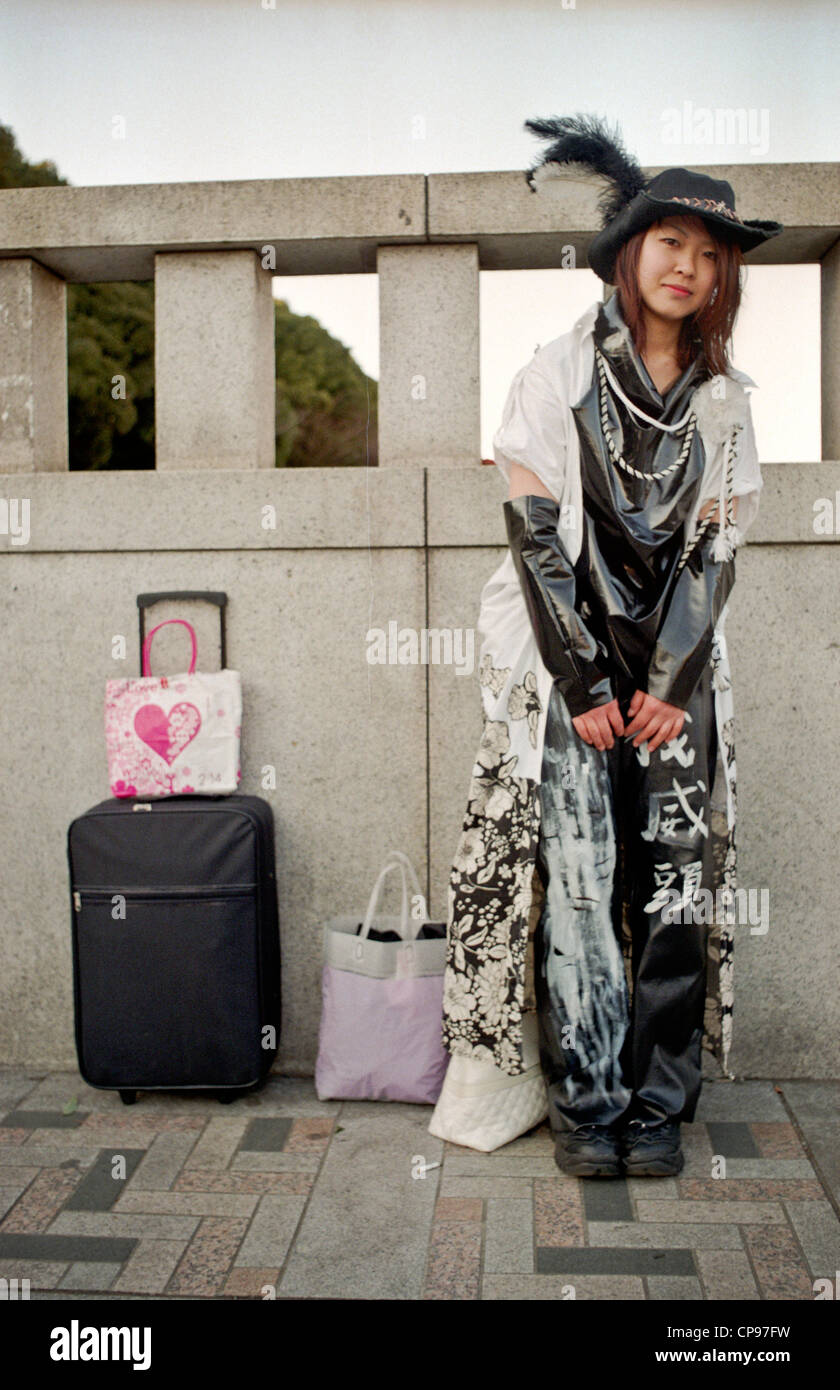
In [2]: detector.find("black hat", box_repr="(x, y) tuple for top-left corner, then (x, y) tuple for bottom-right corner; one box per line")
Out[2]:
(523, 113), (784, 283)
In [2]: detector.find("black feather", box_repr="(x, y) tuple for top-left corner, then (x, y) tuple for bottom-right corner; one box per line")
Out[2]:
(523, 112), (646, 226)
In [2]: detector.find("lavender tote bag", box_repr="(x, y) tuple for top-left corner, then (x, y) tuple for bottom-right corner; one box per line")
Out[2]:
(314, 851), (449, 1104)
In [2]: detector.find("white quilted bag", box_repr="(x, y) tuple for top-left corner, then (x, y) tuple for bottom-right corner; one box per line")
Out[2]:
(427, 1010), (548, 1152)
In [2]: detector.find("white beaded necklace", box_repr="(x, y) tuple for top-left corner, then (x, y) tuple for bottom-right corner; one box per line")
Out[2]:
(594, 346), (698, 481)
(593, 344), (733, 574)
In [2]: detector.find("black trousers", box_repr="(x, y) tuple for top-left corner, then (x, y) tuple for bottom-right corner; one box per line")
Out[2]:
(534, 666), (718, 1132)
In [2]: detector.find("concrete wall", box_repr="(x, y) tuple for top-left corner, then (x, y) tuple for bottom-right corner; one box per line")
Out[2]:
(0, 163), (839, 1078)
(0, 464), (838, 1078)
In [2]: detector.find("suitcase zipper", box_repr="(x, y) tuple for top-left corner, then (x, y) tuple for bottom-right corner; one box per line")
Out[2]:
(73, 885), (257, 910)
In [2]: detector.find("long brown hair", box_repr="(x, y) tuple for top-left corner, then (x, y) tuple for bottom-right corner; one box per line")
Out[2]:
(611, 216), (744, 377)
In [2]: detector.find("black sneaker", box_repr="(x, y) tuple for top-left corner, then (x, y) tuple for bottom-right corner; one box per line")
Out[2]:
(620, 1118), (684, 1176)
(554, 1122), (622, 1178)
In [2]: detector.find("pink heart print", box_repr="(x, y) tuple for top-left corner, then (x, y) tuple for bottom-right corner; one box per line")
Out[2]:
(134, 701), (202, 765)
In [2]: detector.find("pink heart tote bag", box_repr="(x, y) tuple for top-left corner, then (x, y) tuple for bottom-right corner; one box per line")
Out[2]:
(104, 618), (242, 798)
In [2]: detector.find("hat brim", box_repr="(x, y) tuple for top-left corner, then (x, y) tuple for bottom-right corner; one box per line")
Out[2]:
(588, 192), (784, 283)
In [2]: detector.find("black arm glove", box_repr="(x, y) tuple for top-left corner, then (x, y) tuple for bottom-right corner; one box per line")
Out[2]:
(503, 494), (615, 719)
(645, 525), (735, 711)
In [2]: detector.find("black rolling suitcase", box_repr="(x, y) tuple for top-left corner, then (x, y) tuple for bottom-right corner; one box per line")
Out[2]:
(66, 593), (281, 1105)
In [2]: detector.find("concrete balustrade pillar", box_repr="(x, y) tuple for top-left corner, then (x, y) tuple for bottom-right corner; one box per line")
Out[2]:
(0, 258), (67, 472)
(377, 244), (479, 468)
(821, 236), (840, 461)
(155, 249), (275, 470)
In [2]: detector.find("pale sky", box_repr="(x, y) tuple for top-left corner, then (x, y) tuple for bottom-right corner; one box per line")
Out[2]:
(2, 0), (834, 461)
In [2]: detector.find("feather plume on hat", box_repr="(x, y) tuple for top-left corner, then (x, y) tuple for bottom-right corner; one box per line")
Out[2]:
(523, 113), (646, 225)
(523, 111), (784, 282)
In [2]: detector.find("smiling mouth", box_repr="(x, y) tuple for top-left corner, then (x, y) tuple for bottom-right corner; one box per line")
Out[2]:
(664, 284), (692, 296)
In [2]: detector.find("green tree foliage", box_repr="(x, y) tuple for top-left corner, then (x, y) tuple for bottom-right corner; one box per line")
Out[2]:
(0, 123), (67, 189)
(274, 298), (377, 468)
(0, 122), (378, 469)
(66, 281), (156, 470)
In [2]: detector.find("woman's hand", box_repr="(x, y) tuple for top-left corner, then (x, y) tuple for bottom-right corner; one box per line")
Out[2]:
(571, 698), (625, 751)
(622, 690), (686, 753)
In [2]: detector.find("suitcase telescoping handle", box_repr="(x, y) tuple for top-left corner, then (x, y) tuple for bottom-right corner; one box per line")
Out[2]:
(137, 591), (228, 674)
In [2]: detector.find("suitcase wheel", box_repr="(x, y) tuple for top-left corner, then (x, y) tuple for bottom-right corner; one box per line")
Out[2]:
(119, 1090), (138, 1106)
(217, 1090), (244, 1104)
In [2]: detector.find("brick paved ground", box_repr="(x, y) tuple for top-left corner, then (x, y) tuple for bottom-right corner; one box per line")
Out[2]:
(1, 1069), (838, 1300)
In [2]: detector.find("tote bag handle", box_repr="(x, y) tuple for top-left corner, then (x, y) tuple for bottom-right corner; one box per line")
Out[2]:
(359, 857), (425, 944)
(380, 850), (428, 923)
(141, 618), (199, 677)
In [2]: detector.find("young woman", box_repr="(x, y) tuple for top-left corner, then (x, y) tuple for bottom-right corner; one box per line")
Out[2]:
(431, 115), (782, 1178)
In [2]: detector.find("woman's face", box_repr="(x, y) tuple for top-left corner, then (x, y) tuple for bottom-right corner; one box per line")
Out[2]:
(636, 215), (719, 326)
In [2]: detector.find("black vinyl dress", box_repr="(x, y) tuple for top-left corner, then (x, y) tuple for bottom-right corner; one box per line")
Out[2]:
(569, 291), (733, 718)
(525, 295), (737, 1130)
